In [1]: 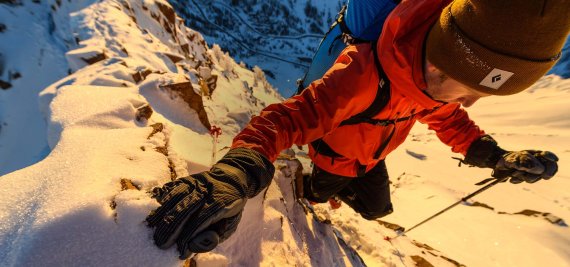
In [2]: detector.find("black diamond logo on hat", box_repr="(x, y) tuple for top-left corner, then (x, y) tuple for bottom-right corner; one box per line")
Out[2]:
(492, 74), (502, 83)
(480, 68), (514, 89)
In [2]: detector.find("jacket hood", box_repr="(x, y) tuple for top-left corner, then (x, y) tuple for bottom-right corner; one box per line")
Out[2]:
(378, 0), (452, 109)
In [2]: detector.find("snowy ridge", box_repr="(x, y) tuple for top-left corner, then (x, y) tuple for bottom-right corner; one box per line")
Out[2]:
(1, 0), (569, 266)
(1, 0), (452, 266)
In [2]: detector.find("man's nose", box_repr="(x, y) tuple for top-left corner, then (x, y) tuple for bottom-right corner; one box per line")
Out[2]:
(459, 96), (481, 108)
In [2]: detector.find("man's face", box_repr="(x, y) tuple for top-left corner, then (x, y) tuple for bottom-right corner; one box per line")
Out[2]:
(424, 62), (491, 108)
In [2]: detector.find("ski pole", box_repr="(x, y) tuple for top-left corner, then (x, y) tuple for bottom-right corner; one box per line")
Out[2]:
(389, 174), (509, 240)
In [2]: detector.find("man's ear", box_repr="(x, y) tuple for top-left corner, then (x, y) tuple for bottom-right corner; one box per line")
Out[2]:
(425, 60), (438, 73)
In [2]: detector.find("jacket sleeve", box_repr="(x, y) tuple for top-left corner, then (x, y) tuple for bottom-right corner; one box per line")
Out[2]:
(232, 45), (378, 162)
(417, 103), (485, 155)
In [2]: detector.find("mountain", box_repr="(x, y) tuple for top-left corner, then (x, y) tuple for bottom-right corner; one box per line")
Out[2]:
(168, 0), (345, 97)
(0, 1), (569, 267)
(0, 0), (460, 266)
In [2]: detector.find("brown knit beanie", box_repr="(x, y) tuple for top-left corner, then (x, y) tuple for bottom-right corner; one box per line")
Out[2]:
(426, 0), (570, 95)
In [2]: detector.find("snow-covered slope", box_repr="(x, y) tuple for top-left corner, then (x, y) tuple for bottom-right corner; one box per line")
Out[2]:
(0, 0), (569, 267)
(0, 0), (75, 176)
(0, 1), (461, 266)
(380, 76), (570, 267)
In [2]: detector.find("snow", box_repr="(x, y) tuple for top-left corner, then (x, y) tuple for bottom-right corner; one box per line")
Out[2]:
(0, 0), (72, 176)
(0, 0), (569, 266)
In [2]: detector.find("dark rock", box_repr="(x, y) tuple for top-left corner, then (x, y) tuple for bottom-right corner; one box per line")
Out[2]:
(513, 209), (568, 227)
(160, 82), (212, 130)
(168, 159), (177, 180)
(467, 201), (494, 211)
(0, 80), (12, 90)
(412, 240), (436, 251)
(141, 69), (153, 79)
(132, 72), (143, 84)
(514, 209), (544, 217)
(0, 23), (6, 33)
(156, 2), (175, 25)
(136, 104), (153, 121)
(163, 22), (173, 35)
(187, 33), (196, 42)
(205, 74), (218, 95)
(440, 255), (466, 267)
(147, 123), (164, 139)
(181, 43), (190, 56)
(10, 71), (21, 80)
(81, 52), (107, 65)
(155, 146), (168, 156)
(544, 214), (568, 227)
(132, 69), (153, 83)
(376, 220), (405, 232)
(120, 179), (139, 190)
(411, 255), (434, 267)
(164, 52), (184, 63)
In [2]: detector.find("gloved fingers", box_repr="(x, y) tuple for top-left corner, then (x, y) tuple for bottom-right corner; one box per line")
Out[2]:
(146, 185), (192, 228)
(179, 230), (220, 259)
(511, 170), (541, 183)
(153, 176), (207, 204)
(537, 151), (559, 162)
(213, 212), (243, 242)
(150, 181), (176, 200)
(175, 198), (247, 258)
(508, 176), (525, 184)
(492, 169), (514, 180)
(151, 192), (206, 249)
(177, 212), (243, 259)
(502, 152), (545, 175)
(542, 159), (558, 179)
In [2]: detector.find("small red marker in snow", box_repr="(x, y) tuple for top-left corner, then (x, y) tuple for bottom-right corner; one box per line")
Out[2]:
(209, 126), (222, 138)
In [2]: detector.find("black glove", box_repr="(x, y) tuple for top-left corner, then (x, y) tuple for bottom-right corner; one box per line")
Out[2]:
(495, 150), (558, 183)
(463, 135), (558, 183)
(146, 148), (274, 259)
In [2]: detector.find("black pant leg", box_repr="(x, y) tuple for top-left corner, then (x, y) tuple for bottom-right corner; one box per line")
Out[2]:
(337, 161), (393, 220)
(304, 165), (352, 203)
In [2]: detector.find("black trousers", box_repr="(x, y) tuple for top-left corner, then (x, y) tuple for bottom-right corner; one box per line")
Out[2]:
(304, 160), (393, 220)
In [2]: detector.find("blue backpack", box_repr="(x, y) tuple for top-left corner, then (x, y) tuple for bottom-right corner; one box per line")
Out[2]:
(298, 0), (400, 91)
(298, 0), (405, 176)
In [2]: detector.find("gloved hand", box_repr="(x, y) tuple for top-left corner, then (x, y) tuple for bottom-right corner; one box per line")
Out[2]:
(494, 150), (558, 184)
(463, 135), (559, 184)
(146, 148), (274, 259)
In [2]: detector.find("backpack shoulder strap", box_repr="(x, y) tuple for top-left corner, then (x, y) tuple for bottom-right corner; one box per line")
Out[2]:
(340, 42), (391, 126)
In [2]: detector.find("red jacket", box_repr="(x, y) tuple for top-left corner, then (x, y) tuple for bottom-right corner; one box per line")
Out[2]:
(232, 0), (484, 177)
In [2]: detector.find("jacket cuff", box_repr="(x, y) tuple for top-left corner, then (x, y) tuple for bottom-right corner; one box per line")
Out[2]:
(215, 147), (275, 198)
(463, 135), (506, 168)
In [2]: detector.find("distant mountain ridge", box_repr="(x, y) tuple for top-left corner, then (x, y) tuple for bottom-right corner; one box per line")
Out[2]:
(169, 0), (344, 96)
